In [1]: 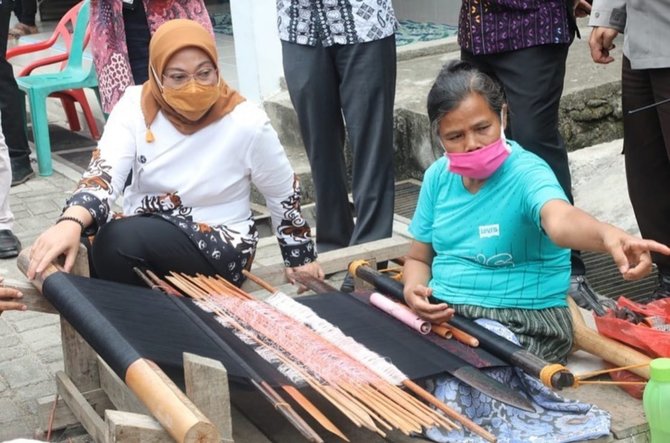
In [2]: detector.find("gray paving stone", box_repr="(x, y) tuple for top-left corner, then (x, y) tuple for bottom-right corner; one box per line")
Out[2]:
(35, 345), (64, 365)
(14, 380), (57, 407)
(20, 325), (62, 352)
(0, 333), (21, 350)
(9, 210), (29, 221)
(16, 215), (60, 232)
(22, 178), (62, 194)
(8, 312), (59, 333)
(0, 356), (51, 389)
(46, 361), (64, 376)
(0, 398), (23, 422)
(0, 417), (35, 442)
(0, 319), (15, 337)
(0, 346), (30, 362)
(2, 310), (50, 324)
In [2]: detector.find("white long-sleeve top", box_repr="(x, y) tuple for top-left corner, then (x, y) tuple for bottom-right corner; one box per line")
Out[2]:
(68, 86), (316, 268)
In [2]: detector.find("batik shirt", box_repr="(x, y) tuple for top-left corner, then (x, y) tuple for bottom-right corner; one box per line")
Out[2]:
(459, 0), (574, 55)
(276, 0), (397, 46)
(66, 86), (316, 284)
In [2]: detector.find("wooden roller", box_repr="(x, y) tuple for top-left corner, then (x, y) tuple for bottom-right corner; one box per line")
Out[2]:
(16, 248), (220, 443)
(568, 297), (651, 380)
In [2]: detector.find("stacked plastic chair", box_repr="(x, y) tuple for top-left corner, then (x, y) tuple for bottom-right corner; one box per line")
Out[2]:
(14, 0), (98, 176)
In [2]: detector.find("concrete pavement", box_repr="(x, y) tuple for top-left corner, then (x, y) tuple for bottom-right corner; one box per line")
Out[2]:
(0, 159), (88, 442)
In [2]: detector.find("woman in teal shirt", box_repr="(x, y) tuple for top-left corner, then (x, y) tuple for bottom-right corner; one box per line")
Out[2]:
(403, 60), (670, 362)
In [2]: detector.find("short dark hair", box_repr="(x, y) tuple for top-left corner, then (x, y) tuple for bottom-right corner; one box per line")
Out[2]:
(426, 60), (505, 134)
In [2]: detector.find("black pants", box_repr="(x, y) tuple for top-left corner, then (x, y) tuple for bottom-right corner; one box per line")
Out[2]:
(13, 0), (36, 26)
(462, 44), (585, 275)
(123, 0), (150, 84)
(89, 216), (247, 288)
(622, 57), (670, 275)
(282, 36), (396, 252)
(0, 0), (30, 163)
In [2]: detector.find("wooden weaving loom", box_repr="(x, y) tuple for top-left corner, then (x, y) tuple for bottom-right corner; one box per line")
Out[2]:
(15, 237), (417, 443)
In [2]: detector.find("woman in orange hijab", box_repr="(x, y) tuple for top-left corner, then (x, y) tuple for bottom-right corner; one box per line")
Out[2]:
(28, 19), (324, 288)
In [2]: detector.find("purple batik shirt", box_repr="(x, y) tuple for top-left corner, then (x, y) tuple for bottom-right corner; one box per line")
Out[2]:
(459, 0), (574, 55)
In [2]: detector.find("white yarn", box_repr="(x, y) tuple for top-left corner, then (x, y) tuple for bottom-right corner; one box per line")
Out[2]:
(266, 291), (407, 385)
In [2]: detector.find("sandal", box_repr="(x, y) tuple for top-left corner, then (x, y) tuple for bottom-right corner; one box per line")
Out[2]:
(8, 22), (39, 38)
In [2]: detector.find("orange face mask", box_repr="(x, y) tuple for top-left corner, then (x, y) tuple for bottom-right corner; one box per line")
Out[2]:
(161, 79), (222, 122)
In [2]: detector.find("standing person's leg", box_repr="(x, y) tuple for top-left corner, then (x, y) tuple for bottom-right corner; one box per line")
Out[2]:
(0, 0), (33, 185)
(9, 0), (38, 35)
(622, 57), (670, 297)
(479, 44), (573, 202)
(336, 36), (396, 246)
(13, 0), (22, 23)
(0, 112), (21, 258)
(123, 0), (151, 84)
(20, 0), (37, 27)
(282, 41), (353, 252)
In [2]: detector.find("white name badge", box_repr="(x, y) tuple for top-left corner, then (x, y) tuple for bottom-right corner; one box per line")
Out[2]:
(479, 224), (500, 238)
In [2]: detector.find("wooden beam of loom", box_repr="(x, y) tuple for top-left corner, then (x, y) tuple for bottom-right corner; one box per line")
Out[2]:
(16, 248), (221, 443)
(11, 244), (91, 314)
(242, 235), (411, 291)
(567, 297), (651, 379)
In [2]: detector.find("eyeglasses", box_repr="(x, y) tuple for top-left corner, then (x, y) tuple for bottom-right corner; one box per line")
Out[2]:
(160, 66), (218, 88)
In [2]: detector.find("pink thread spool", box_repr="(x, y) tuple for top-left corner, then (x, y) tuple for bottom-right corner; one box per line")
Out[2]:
(370, 292), (431, 335)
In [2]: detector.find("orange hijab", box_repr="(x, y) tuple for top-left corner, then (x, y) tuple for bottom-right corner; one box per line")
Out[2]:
(141, 19), (245, 141)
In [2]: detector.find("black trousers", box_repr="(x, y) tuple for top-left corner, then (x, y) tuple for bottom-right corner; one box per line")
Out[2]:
(0, 0), (30, 163)
(282, 36), (396, 252)
(622, 57), (670, 274)
(13, 0), (36, 26)
(123, 0), (150, 84)
(462, 43), (585, 275)
(89, 216), (248, 288)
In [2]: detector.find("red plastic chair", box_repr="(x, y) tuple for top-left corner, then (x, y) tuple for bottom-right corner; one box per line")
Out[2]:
(7, 1), (101, 140)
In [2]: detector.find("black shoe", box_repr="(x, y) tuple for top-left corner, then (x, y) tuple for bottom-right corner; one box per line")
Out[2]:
(340, 273), (355, 293)
(652, 272), (670, 300)
(10, 157), (35, 186)
(568, 275), (614, 316)
(0, 229), (21, 259)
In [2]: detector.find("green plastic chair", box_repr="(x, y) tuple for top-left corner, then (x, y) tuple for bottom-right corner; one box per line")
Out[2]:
(16, 0), (96, 176)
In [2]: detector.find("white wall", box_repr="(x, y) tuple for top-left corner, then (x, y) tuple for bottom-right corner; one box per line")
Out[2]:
(393, 0), (460, 25)
(229, 0), (283, 102)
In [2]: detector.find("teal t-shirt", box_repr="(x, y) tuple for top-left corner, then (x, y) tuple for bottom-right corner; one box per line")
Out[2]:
(409, 141), (571, 309)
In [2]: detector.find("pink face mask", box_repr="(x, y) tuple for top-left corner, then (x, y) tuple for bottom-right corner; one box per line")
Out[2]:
(445, 137), (511, 180)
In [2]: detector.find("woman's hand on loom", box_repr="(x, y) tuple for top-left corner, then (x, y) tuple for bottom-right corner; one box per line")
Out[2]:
(0, 278), (26, 314)
(404, 284), (454, 324)
(603, 231), (670, 281)
(285, 261), (325, 293)
(27, 222), (82, 279)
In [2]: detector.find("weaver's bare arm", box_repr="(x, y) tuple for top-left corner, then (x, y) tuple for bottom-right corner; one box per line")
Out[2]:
(541, 199), (670, 280)
(403, 240), (454, 323)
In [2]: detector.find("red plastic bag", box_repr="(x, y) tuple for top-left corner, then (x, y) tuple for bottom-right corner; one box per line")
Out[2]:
(593, 296), (670, 358)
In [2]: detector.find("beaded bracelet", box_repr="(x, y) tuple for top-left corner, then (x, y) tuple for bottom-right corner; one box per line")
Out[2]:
(56, 216), (86, 233)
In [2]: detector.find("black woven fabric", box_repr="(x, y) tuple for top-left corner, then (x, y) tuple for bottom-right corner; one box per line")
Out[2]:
(41, 273), (501, 388)
(299, 291), (505, 378)
(42, 273), (287, 389)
